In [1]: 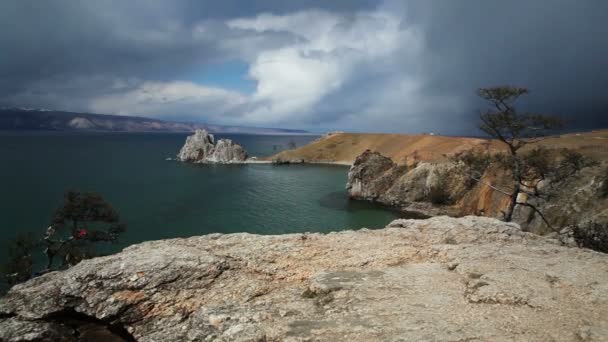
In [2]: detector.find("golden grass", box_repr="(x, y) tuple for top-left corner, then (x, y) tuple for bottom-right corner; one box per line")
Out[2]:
(268, 129), (608, 165)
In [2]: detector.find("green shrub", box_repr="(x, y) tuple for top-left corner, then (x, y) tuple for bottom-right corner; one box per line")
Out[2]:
(453, 150), (492, 176)
(428, 174), (452, 205)
(452, 150), (494, 188)
(522, 146), (552, 179)
(550, 149), (598, 182)
(428, 185), (451, 205)
(573, 222), (608, 253)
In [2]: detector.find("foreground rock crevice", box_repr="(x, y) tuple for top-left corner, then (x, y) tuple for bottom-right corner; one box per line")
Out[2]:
(1, 216), (607, 341)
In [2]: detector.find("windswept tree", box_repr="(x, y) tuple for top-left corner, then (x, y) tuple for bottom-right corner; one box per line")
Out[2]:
(469, 86), (594, 227)
(477, 87), (562, 155)
(44, 190), (126, 269)
(1, 191), (126, 290)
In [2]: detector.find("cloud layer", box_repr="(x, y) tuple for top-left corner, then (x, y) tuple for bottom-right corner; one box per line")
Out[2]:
(1, 0), (607, 134)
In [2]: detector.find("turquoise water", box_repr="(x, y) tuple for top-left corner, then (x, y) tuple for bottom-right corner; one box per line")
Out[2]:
(0, 132), (403, 258)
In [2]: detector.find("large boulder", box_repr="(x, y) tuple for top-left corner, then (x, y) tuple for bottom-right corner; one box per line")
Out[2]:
(208, 139), (248, 163)
(177, 129), (247, 163)
(1, 216), (607, 341)
(346, 150), (398, 201)
(346, 150), (468, 215)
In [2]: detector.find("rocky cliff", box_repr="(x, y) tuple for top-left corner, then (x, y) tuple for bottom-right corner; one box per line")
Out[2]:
(1, 216), (607, 341)
(347, 150), (608, 233)
(177, 129), (248, 163)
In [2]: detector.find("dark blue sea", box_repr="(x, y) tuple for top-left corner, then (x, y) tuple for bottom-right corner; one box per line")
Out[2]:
(0, 132), (404, 263)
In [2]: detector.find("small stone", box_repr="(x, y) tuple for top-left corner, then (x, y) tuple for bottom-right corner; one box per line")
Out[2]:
(208, 314), (230, 328)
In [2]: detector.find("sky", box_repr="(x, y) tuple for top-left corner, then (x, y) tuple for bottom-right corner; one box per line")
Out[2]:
(1, 0), (607, 134)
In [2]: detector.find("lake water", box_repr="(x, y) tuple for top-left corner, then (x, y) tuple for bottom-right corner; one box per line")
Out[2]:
(0, 132), (404, 262)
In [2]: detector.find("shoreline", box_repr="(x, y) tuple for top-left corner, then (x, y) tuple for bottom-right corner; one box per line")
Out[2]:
(169, 159), (352, 166)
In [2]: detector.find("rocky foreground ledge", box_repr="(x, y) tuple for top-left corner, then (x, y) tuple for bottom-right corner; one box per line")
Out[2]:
(1, 217), (607, 341)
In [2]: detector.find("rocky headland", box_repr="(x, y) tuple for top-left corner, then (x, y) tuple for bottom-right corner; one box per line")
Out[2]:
(268, 130), (608, 235)
(2, 216), (607, 341)
(177, 129), (248, 163)
(346, 149), (608, 235)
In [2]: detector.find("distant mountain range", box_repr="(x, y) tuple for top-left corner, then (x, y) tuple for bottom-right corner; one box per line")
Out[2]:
(0, 108), (308, 134)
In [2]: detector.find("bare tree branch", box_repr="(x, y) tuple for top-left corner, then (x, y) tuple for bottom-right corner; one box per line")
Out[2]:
(470, 174), (513, 196)
(515, 201), (556, 232)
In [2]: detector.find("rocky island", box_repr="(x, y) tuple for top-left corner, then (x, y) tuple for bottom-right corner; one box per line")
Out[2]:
(1, 216), (607, 341)
(177, 129), (248, 163)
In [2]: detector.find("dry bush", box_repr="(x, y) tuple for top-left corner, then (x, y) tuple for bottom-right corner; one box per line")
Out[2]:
(428, 171), (452, 205)
(573, 222), (608, 253)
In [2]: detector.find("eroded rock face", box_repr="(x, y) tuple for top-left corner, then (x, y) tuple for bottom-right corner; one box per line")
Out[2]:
(346, 150), (469, 216)
(208, 139), (248, 163)
(346, 150), (397, 201)
(177, 129), (247, 163)
(1, 216), (607, 341)
(346, 150), (608, 234)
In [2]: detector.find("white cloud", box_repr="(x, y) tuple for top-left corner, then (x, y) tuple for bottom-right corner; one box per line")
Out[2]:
(221, 8), (442, 130)
(1, 5), (461, 132)
(4, 1), (606, 133)
(89, 81), (247, 121)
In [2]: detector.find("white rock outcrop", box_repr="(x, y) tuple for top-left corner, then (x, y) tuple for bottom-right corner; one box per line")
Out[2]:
(177, 129), (247, 163)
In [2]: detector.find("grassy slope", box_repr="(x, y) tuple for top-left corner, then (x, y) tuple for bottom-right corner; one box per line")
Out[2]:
(269, 129), (608, 165)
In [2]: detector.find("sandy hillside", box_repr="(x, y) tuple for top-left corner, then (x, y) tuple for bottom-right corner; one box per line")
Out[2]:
(269, 129), (608, 165)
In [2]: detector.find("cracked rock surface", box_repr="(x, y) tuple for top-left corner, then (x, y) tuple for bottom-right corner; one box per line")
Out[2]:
(1, 216), (607, 341)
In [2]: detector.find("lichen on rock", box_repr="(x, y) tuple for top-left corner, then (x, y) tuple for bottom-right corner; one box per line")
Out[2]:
(1, 216), (607, 341)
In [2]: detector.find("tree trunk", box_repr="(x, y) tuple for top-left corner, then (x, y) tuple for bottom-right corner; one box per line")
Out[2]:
(504, 182), (520, 222)
(504, 154), (522, 222)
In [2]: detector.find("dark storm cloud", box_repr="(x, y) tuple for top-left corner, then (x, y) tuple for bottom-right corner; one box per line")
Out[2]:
(406, 0), (608, 131)
(0, 0), (375, 82)
(0, 0), (606, 133)
(306, 0), (608, 133)
(0, 0), (377, 115)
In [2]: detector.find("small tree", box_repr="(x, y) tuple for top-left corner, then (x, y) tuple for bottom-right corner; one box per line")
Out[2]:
(474, 86), (594, 227)
(1, 191), (126, 290)
(287, 140), (297, 149)
(44, 191), (126, 269)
